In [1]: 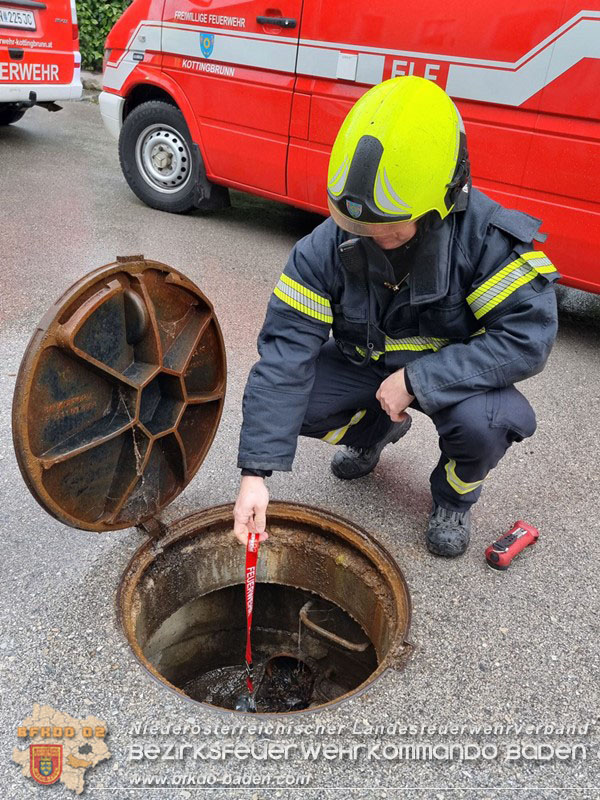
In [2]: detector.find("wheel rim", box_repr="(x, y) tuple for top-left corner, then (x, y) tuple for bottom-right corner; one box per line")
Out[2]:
(135, 124), (192, 194)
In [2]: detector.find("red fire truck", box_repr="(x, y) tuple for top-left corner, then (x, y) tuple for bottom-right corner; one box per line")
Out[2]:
(0, 0), (81, 124)
(100, 1), (600, 294)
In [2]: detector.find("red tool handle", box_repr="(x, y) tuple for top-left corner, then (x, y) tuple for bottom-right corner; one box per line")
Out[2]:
(244, 531), (260, 693)
(485, 520), (539, 570)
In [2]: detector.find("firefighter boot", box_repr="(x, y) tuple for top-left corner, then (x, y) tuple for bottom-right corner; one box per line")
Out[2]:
(426, 502), (471, 557)
(330, 415), (412, 480)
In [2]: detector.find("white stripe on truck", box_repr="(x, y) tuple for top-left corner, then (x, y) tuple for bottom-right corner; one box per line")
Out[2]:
(161, 24), (297, 72)
(446, 12), (600, 105)
(102, 11), (600, 108)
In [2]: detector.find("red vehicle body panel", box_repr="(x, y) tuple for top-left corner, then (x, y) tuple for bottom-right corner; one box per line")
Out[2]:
(102, 0), (600, 293)
(0, 0), (81, 103)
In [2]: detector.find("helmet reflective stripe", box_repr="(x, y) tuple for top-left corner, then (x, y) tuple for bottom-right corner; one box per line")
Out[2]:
(333, 134), (412, 224)
(327, 157), (350, 196)
(383, 167), (411, 209)
(374, 167), (412, 215)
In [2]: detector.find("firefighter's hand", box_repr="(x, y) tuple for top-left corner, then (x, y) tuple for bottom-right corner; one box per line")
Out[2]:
(376, 369), (414, 422)
(233, 476), (270, 546)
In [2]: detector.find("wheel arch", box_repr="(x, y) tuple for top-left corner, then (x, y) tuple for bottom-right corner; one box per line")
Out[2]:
(120, 70), (204, 152)
(123, 84), (176, 118)
(117, 77), (230, 214)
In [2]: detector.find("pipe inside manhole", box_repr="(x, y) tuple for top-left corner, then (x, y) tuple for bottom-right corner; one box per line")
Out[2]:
(119, 502), (412, 714)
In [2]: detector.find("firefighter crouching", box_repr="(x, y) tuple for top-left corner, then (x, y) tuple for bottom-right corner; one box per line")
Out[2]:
(233, 76), (559, 558)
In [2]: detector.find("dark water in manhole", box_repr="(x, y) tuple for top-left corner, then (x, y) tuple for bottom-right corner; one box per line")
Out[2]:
(143, 583), (378, 712)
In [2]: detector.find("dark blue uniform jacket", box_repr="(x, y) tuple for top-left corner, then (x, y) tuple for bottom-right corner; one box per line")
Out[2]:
(238, 188), (559, 472)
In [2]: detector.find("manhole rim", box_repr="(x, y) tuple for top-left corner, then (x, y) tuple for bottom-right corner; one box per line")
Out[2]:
(117, 501), (413, 716)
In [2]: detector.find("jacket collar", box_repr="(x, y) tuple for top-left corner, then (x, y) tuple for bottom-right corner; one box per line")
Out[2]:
(408, 213), (454, 305)
(360, 183), (470, 306)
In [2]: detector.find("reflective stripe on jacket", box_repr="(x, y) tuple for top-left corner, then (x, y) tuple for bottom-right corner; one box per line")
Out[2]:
(238, 188), (559, 472)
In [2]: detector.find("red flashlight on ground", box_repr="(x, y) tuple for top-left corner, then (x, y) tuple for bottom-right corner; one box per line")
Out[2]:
(485, 521), (539, 570)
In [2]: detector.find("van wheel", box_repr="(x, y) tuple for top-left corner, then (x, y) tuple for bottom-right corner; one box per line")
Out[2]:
(0, 104), (26, 125)
(119, 100), (226, 213)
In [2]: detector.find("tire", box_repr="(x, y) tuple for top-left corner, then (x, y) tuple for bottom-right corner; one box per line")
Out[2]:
(119, 100), (206, 213)
(0, 104), (26, 126)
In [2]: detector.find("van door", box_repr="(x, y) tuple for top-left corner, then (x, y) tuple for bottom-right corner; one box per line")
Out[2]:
(161, 0), (303, 196)
(519, 3), (600, 292)
(292, 0), (565, 213)
(0, 0), (78, 103)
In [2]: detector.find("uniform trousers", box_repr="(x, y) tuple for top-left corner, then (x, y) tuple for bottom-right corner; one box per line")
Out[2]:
(299, 339), (537, 511)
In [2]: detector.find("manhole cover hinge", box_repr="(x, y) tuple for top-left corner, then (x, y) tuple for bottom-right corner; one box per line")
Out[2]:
(117, 254), (145, 263)
(136, 517), (167, 541)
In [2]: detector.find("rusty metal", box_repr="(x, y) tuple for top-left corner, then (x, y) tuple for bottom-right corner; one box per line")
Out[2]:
(12, 257), (226, 532)
(137, 518), (167, 540)
(299, 601), (369, 652)
(117, 502), (412, 715)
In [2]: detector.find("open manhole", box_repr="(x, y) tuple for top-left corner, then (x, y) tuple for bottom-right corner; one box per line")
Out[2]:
(12, 257), (412, 714)
(118, 503), (411, 713)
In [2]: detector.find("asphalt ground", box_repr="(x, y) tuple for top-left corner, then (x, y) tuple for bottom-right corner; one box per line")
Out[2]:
(0, 100), (599, 800)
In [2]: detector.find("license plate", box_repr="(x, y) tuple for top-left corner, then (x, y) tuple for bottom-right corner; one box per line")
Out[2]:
(0, 8), (36, 30)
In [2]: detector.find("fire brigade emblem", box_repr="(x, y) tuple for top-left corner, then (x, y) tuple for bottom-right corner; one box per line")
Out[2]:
(346, 200), (363, 219)
(200, 33), (215, 58)
(30, 744), (62, 785)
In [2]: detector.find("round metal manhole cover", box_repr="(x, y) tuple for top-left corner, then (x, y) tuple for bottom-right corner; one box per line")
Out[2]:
(12, 256), (226, 531)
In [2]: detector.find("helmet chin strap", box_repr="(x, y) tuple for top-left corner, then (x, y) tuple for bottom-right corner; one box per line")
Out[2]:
(337, 238), (376, 367)
(444, 133), (471, 211)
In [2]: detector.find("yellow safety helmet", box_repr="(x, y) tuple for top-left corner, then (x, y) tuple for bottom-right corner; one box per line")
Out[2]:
(327, 76), (470, 236)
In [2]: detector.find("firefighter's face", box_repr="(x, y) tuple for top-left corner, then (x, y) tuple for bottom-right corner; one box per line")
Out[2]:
(371, 221), (418, 249)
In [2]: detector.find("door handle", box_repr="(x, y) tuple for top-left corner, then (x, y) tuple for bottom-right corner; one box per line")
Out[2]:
(256, 16), (297, 28)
